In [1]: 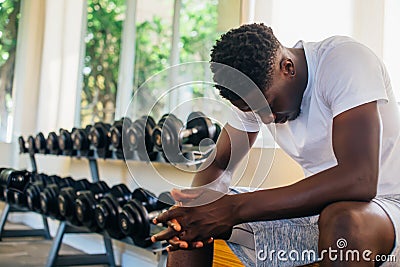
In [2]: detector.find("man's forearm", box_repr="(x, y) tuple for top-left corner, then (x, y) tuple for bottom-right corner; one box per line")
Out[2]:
(191, 161), (228, 187)
(232, 164), (377, 225)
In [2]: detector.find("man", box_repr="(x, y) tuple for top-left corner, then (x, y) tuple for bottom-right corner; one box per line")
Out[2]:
(151, 23), (400, 266)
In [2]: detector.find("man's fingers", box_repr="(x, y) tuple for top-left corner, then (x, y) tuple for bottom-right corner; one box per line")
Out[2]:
(151, 227), (179, 243)
(168, 236), (189, 249)
(178, 229), (202, 242)
(167, 218), (181, 232)
(191, 241), (204, 248)
(153, 208), (182, 224)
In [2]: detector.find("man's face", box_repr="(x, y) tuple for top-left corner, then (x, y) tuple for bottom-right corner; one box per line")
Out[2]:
(230, 76), (301, 125)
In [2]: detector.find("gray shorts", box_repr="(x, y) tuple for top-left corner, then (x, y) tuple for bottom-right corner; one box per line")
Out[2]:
(226, 188), (400, 267)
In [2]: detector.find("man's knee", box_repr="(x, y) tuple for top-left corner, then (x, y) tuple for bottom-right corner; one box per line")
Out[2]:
(318, 202), (363, 234)
(318, 202), (365, 242)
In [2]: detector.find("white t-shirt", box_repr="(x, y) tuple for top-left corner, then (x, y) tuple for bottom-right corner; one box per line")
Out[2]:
(228, 36), (400, 196)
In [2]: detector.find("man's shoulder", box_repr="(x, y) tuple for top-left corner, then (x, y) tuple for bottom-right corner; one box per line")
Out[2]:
(304, 36), (362, 56)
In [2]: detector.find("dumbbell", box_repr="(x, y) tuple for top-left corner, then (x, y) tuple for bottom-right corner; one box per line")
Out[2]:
(126, 116), (157, 161)
(40, 176), (75, 218)
(35, 132), (49, 154)
(71, 125), (93, 157)
(25, 174), (60, 212)
(75, 181), (111, 232)
(58, 178), (91, 225)
(0, 168), (31, 202)
(152, 112), (221, 162)
(109, 117), (132, 159)
(58, 128), (76, 156)
(0, 168), (11, 201)
(46, 132), (61, 155)
(12, 172), (45, 208)
(88, 122), (112, 158)
(118, 189), (174, 247)
(94, 184), (132, 239)
(151, 114), (183, 162)
(0, 169), (32, 206)
(26, 135), (38, 156)
(18, 136), (27, 154)
(0, 168), (8, 201)
(0, 168), (31, 193)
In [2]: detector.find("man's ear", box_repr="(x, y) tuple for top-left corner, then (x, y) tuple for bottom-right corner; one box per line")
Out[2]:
(280, 58), (295, 76)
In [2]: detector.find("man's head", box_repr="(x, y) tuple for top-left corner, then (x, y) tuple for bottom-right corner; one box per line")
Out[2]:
(210, 23), (307, 124)
(210, 23), (281, 101)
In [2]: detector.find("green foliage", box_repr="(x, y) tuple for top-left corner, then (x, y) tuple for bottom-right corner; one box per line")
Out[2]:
(134, 16), (171, 89)
(179, 0), (220, 63)
(0, 0), (20, 67)
(81, 0), (126, 125)
(0, 0), (20, 141)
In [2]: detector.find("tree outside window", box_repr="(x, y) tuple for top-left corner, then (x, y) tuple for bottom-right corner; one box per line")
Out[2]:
(0, 0), (20, 142)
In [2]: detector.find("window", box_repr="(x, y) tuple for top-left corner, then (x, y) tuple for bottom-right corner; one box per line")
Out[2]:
(80, 0), (126, 127)
(0, 0), (20, 142)
(128, 0), (229, 124)
(130, 0), (174, 121)
(175, 0), (225, 121)
(79, 0), (239, 127)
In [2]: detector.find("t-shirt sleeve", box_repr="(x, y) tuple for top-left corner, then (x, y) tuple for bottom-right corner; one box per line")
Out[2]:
(320, 42), (388, 118)
(227, 106), (261, 132)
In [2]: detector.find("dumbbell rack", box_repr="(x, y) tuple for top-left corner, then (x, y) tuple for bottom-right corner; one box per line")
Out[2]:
(45, 157), (117, 267)
(0, 154), (51, 241)
(45, 156), (168, 267)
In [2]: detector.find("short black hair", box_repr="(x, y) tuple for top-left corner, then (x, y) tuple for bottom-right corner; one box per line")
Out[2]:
(210, 23), (281, 101)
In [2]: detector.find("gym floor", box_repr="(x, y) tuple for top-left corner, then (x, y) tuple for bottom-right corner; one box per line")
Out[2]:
(0, 202), (241, 267)
(0, 223), (242, 267)
(0, 223), (105, 267)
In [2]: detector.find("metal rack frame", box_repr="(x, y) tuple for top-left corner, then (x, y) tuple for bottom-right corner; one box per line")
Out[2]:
(45, 158), (117, 267)
(0, 154), (51, 241)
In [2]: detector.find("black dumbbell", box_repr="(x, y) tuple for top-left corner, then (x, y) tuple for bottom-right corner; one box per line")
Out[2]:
(126, 116), (157, 161)
(88, 122), (112, 158)
(0, 168), (31, 193)
(152, 112), (221, 162)
(109, 117), (132, 159)
(71, 125), (93, 157)
(18, 136), (27, 154)
(151, 114), (184, 162)
(25, 173), (59, 212)
(46, 132), (61, 155)
(27, 135), (38, 156)
(58, 128), (76, 156)
(58, 178), (91, 225)
(94, 184), (132, 239)
(12, 172), (43, 207)
(0, 169), (32, 206)
(35, 132), (48, 154)
(185, 111), (221, 145)
(0, 168), (6, 201)
(118, 189), (174, 247)
(40, 177), (75, 218)
(75, 181), (110, 232)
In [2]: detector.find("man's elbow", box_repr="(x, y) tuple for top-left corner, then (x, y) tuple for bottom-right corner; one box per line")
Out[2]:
(351, 169), (378, 201)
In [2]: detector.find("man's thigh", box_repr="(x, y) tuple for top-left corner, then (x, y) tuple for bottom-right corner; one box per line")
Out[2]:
(226, 189), (400, 267)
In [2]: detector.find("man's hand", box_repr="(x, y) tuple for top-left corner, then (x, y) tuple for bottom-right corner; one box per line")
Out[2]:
(151, 188), (235, 251)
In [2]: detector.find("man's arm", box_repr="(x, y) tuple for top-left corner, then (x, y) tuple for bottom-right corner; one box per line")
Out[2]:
(235, 100), (379, 223)
(191, 123), (258, 187)
(154, 101), (380, 242)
